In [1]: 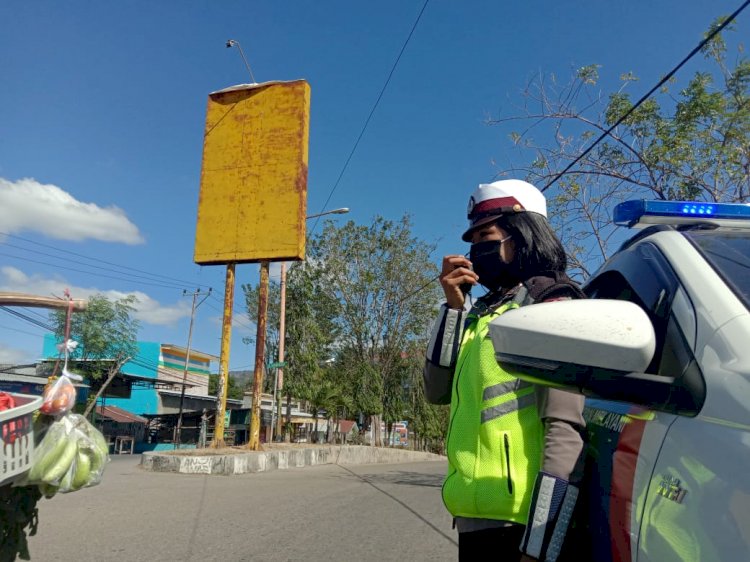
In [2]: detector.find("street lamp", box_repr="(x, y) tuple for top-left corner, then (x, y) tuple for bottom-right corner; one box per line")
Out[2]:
(305, 207), (350, 220)
(271, 207), (350, 442)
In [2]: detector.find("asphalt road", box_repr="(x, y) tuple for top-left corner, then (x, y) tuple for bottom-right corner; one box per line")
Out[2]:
(27, 455), (457, 562)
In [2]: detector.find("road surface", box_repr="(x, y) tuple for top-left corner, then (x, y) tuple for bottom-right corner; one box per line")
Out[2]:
(27, 455), (457, 562)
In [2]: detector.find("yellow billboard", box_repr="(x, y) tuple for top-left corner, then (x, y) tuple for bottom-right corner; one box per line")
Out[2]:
(194, 80), (310, 265)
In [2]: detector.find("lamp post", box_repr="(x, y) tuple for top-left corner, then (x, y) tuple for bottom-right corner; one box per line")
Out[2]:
(271, 207), (349, 443)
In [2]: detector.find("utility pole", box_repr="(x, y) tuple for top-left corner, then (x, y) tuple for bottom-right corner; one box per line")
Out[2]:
(273, 261), (287, 441)
(175, 288), (212, 449)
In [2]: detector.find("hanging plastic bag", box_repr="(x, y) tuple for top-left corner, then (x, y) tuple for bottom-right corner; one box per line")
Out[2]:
(21, 414), (109, 496)
(39, 375), (76, 416)
(39, 339), (82, 416)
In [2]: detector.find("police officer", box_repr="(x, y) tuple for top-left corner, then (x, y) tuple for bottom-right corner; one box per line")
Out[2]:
(424, 180), (586, 561)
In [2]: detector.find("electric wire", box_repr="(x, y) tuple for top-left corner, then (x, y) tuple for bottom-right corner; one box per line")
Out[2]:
(204, 297), (255, 332)
(0, 251), (193, 290)
(541, 0), (750, 192)
(0, 230), (212, 290)
(0, 306), (55, 332)
(208, 291), (255, 325)
(310, 0), (431, 235)
(394, 2), (750, 305)
(17, 307), (51, 322)
(1, 306), (210, 387)
(0, 324), (47, 338)
(0, 241), (189, 290)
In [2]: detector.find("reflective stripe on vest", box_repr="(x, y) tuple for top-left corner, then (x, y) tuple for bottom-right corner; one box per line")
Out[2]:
(482, 391), (536, 424)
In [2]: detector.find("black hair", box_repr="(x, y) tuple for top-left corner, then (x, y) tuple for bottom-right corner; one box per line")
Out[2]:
(494, 212), (567, 277)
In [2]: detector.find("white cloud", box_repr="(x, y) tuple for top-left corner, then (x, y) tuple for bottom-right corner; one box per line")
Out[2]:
(102, 289), (192, 326)
(0, 177), (144, 244)
(0, 267), (190, 327)
(0, 343), (31, 364)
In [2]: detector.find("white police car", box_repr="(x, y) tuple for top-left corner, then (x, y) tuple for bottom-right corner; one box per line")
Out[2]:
(489, 200), (750, 561)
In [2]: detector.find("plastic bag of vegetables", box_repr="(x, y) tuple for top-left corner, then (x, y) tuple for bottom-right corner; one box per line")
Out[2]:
(39, 338), (83, 417)
(20, 414), (109, 496)
(38, 374), (77, 416)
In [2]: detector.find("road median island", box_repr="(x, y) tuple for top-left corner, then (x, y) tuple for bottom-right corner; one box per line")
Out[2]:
(140, 444), (445, 475)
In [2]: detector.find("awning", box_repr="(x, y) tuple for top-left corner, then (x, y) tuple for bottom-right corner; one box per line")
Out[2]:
(96, 405), (148, 424)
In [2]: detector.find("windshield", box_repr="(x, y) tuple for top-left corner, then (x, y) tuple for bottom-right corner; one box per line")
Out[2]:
(684, 229), (750, 310)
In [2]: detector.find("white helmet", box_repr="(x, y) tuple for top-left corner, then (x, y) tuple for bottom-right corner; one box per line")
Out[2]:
(462, 179), (547, 242)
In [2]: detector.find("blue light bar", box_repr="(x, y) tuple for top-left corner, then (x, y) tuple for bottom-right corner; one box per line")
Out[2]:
(614, 200), (750, 228)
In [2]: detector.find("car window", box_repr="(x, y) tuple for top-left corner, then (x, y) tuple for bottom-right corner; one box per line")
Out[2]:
(683, 229), (750, 310)
(587, 269), (667, 374)
(586, 241), (674, 374)
(586, 242), (705, 414)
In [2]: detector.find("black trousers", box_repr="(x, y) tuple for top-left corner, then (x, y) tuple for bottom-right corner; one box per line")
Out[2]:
(458, 525), (526, 562)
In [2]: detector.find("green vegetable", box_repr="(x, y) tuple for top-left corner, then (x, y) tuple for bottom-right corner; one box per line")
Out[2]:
(58, 459), (74, 492)
(71, 450), (92, 490)
(27, 423), (66, 482)
(41, 438), (76, 485)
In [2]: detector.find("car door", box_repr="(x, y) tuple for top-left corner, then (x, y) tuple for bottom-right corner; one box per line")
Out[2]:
(574, 239), (703, 562)
(634, 231), (750, 562)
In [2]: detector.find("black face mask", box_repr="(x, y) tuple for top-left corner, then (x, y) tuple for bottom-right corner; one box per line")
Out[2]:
(469, 238), (521, 291)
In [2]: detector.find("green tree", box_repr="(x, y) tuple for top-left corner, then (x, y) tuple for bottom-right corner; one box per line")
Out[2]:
(208, 373), (244, 400)
(401, 341), (449, 453)
(282, 261), (340, 439)
(241, 217), (445, 447)
(492, 21), (749, 276)
(242, 278), (281, 395)
(243, 260), (341, 441)
(308, 215), (443, 446)
(49, 294), (140, 417)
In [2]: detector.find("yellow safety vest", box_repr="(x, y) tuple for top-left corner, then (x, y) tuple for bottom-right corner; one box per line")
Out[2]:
(443, 302), (543, 523)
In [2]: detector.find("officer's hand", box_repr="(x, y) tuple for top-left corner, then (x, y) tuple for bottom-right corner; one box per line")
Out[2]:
(439, 255), (478, 309)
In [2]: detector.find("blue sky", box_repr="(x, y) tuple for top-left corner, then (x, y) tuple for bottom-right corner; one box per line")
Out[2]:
(0, 1), (744, 369)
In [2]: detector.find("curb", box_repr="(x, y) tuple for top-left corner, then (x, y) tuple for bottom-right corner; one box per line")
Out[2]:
(140, 445), (445, 476)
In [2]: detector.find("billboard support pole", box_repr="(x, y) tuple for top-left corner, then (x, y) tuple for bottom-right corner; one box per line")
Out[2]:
(248, 260), (270, 450)
(211, 262), (235, 448)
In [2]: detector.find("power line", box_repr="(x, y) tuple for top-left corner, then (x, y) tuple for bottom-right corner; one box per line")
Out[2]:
(0, 306), (55, 332)
(0, 251), (192, 290)
(18, 307), (51, 321)
(0, 324), (47, 338)
(208, 292), (254, 324)
(0, 241), (189, 290)
(204, 297), (255, 332)
(0, 307), (203, 381)
(397, 2), (750, 305)
(0, 231), (212, 290)
(1, 303), (212, 387)
(310, 0), (431, 234)
(542, 0), (750, 192)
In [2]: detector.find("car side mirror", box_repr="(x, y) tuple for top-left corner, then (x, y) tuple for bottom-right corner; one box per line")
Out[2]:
(488, 300), (667, 406)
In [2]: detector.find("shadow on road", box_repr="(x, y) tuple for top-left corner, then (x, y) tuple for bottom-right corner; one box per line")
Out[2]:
(354, 469), (444, 488)
(336, 465), (457, 547)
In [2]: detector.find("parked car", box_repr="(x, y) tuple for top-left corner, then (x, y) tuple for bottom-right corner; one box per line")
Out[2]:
(489, 200), (750, 561)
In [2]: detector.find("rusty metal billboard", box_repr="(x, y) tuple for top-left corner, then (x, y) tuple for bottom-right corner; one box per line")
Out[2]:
(194, 80), (310, 265)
